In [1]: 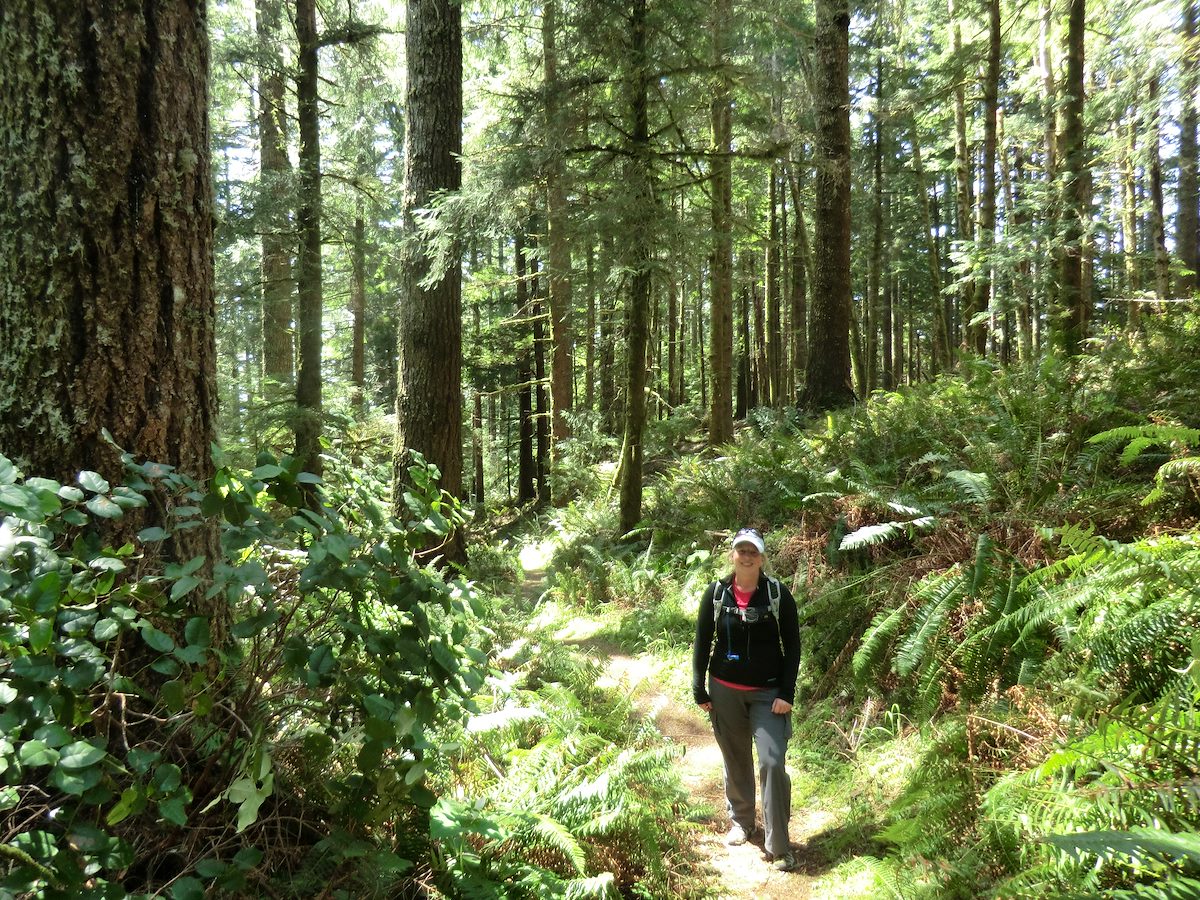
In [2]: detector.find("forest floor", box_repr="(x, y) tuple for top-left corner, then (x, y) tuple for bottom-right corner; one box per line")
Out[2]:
(518, 545), (826, 899)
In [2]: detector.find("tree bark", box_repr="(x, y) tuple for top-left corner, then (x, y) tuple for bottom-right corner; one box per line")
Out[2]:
(531, 249), (549, 503)
(1179, 1), (1200, 296)
(786, 158), (811, 385)
(294, 0), (323, 478)
(973, 0), (1000, 356)
(949, 0), (977, 353)
(1122, 113), (1141, 328)
(708, 0), (735, 445)
(257, 0), (294, 393)
(911, 123), (950, 371)
(802, 0), (855, 411)
(393, 0), (464, 559)
(516, 230), (536, 504)
(1058, 0), (1087, 354)
(0, 0), (218, 568)
(767, 165), (784, 406)
(350, 206), (367, 411)
(618, 0), (654, 537)
(543, 0), (574, 455)
(1149, 75), (1171, 303)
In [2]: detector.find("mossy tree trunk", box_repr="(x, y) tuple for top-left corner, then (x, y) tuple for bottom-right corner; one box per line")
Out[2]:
(1058, 0), (1087, 353)
(0, 0), (219, 568)
(617, 0), (654, 538)
(256, 0), (294, 395)
(802, 0), (855, 412)
(708, 0), (735, 446)
(393, 0), (465, 562)
(294, 0), (323, 478)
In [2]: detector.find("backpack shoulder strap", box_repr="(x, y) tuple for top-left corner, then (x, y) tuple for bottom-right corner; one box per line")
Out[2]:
(766, 576), (781, 621)
(711, 580), (732, 625)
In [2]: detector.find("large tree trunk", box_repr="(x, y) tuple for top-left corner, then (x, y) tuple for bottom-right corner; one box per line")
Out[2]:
(393, 0), (464, 559)
(0, 0), (218, 568)
(294, 0), (323, 477)
(257, 0), (294, 393)
(708, 0), (735, 445)
(618, 0), (654, 537)
(802, 0), (855, 410)
(1058, 0), (1087, 353)
(543, 0), (574, 458)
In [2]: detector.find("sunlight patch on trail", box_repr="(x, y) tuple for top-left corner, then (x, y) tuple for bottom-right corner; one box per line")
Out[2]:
(519, 539), (554, 572)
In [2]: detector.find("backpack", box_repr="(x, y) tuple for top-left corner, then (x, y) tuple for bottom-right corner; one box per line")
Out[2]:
(712, 576), (782, 625)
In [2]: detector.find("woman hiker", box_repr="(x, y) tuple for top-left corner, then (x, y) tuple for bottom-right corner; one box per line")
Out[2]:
(692, 527), (801, 872)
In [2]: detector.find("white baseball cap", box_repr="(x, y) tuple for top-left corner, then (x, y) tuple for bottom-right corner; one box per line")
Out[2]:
(732, 527), (765, 553)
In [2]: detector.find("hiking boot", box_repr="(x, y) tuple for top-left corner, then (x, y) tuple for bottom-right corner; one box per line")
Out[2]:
(724, 823), (753, 846)
(769, 850), (797, 872)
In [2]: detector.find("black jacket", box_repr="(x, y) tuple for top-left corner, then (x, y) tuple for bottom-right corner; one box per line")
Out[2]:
(691, 572), (801, 705)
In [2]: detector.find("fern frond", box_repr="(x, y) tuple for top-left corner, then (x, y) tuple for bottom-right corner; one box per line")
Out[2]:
(853, 601), (910, 681)
(944, 469), (992, 507)
(1044, 827), (1200, 867)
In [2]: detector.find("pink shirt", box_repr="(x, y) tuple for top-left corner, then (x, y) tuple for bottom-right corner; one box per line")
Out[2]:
(714, 582), (758, 691)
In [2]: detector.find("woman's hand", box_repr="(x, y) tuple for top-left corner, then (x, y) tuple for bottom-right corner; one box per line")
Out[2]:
(771, 698), (792, 715)
(699, 701), (713, 712)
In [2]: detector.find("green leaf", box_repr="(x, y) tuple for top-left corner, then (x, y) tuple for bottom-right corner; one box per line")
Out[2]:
(78, 471), (111, 494)
(57, 485), (84, 502)
(19, 740), (60, 768)
(107, 787), (147, 825)
(170, 575), (201, 600)
(161, 681), (186, 713)
(58, 740), (106, 770)
(158, 794), (189, 826)
(86, 495), (123, 519)
(110, 486), (147, 509)
(140, 625), (175, 653)
(93, 618), (121, 641)
(184, 617), (210, 648)
(251, 464), (285, 480)
(0, 455), (15, 485)
(138, 526), (169, 542)
(51, 764), (102, 795)
(32, 724), (72, 748)
(28, 617), (54, 653)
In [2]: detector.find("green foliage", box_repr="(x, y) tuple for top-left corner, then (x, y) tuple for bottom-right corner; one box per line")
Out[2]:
(0, 448), (485, 897)
(428, 654), (692, 898)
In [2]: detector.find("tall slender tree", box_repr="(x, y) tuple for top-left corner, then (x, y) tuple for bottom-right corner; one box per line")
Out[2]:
(294, 0), (323, 476)
(1059, 0), (1087, 353)
(257, 0), (294, 394)
(709, 0), (735, 445)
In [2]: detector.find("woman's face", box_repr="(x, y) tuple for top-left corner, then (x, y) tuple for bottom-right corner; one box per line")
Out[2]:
(730, 543), (763, 580)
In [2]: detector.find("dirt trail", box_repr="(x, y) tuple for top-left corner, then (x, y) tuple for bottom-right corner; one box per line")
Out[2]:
(599, 653), (820, 900)
(518, 550), (823, 898)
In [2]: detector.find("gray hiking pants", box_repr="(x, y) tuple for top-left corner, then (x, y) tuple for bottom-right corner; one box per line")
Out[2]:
(708, 679), (792, 856)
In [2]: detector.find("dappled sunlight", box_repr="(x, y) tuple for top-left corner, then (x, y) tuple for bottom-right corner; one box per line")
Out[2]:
(518, 539), (555, 572)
